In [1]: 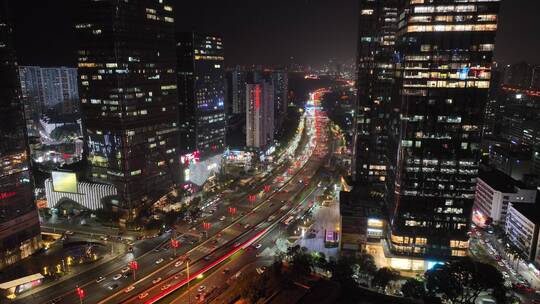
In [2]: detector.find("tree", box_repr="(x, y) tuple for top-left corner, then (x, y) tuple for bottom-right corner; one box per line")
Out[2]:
(425, 258), (504, 304)
(402, 278), (426, 299)
(356, 250), (377, 275)
(326, 256), (357, 292)
(289, 246), (314, 278)
(372, 267), (400, 290)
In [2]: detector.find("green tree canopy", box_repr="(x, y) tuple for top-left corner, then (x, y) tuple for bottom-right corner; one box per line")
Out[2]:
(425, 257), (504, 304)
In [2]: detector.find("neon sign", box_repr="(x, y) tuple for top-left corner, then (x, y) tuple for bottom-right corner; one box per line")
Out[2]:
(180, 151), (200, 165)
(0, 192), (16, 200)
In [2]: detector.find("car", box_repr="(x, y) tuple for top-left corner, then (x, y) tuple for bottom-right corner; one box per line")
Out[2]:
(253, 243), (262, 249)
(175, 260), (184, 267)
(244, 224), (251, 229)
(124, 285), (135, 293)
(156, 258), (164, 264)
(121, 267), (130, 273)
(113, 274), (122, 280)
(96, 276), (106, 283)
(138, 292), (149, 299)
(498, 262), (505, 267)
(100, 235), (109, 241)
(219, 216), (226, 221)
(108, 284), (119, 290)
(161, 284), (171, 291)
(256, 266), (268, 274)
(198, 285), (206, 292)
(64, 230), (74, 235)
(152, 277), (162, 284)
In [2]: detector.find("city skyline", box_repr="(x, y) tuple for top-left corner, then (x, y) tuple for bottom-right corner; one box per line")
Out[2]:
(2, 0), (540, 303)
(7, 0), (540, 67)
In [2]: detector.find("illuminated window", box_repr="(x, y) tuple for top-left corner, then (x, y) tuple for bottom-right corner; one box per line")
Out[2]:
(361, 9), (374, 15)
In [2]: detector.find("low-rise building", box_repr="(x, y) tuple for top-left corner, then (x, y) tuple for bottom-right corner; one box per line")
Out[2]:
(472, 169), (536, 227)
(506, 203), (540, 262)
(339, 183), (384, 256)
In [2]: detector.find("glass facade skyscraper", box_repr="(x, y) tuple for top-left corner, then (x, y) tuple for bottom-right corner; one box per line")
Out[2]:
(75, 0), (180, 217)
(386, 0), (501, 259)
(176, 32), (226, 159)
(354, 0), (398, 185)
(0, 2), (41, 269)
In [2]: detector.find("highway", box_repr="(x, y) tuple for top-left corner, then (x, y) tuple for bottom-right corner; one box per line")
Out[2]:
(129, 93), (330, 304)
(20, 93), (328, 304)
(105, 102), (328, 304)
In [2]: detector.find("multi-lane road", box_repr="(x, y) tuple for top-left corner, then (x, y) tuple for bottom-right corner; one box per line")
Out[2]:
(14, 92), (330, 304)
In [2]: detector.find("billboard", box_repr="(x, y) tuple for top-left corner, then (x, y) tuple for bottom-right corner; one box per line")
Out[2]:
(51, 171), (78, 193)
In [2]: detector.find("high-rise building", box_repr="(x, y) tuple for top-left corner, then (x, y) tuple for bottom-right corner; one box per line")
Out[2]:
(250, 69), (288, 135)
(353, 0), (398, 185)
(271, 70), (288, 132)
(75, 0), (180, 217)
(226, 66), (247, 115)
(176, 32), (226, 159)
(0, 2), (41, 269)
(386, 0), (501, 261)
(246, 82), (274, 149)
(19, 66), (79, 137)
(19, 66), (79, 110)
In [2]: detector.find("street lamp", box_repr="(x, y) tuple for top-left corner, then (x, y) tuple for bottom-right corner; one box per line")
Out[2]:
(171, 238), (180, 257)
(228, 207), (237, 219)
(129, 260), (138, 281)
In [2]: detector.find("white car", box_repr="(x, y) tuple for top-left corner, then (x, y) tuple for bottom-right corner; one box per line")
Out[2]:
(121, 267), (130, 273)
(254, 243), (262, 249)
(219, 216), (226, 221)
(155, 258), (164, 264)
(96, 276), (106, 283)
(175, 261), (184, 267)
(113, 274), (122, 280)
(64, 230), (74, 235)
(152, 277), (162, 284)
(197, 285), (206, 292)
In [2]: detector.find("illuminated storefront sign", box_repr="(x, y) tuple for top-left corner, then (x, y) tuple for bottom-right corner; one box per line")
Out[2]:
(180, 151), (200, 165)
(0, 192), (17, 200)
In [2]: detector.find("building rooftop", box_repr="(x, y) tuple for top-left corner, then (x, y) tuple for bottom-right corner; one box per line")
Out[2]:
(479, 168), (535, 193)
(510, 203), (540, 224)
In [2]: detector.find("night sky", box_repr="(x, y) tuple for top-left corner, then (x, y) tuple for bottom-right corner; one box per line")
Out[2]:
(10, 0), (540, 67)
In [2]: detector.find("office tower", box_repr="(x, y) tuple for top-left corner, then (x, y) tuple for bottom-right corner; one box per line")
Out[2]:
(227, 67), (247, 115)
(271, 70), (288, 132)
(176, 32), (226, 158)
(353, 0), (398, 184)
(75, 0), (180, 217)
(246, 82), (274, 148)
(0, 2), (41, 269)
(386, 0), (501, 260)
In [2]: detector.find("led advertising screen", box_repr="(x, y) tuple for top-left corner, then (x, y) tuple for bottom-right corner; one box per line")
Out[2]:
(51, 171), (78, 193)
